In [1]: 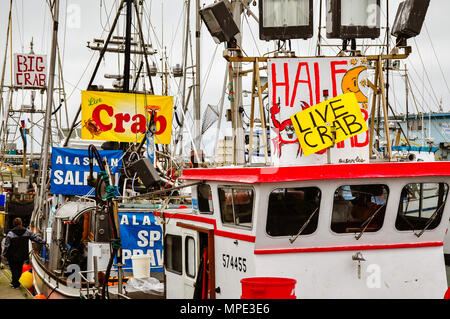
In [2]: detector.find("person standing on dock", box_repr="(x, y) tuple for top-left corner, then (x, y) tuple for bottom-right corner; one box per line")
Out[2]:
(2, 218), (47, 289)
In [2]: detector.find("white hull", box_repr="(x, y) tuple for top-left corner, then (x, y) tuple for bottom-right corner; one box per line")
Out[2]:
(31, 253), (83, 299)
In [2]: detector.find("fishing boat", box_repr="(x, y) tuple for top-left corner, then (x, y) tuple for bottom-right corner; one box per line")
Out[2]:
(19, 0), (450, 300)
(158, 161), (450, 298)
(155, 0), (450, 299)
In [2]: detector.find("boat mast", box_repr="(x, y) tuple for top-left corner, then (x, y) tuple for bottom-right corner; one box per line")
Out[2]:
(0, 0), (12, 171)
(230, 0), (248, 165)
(194, 0), (201, 154)
(36, 0), (59, 219)
(123, 0), (132, 93)
(385, 0), (390, 109)
(404, 63), (409, 141)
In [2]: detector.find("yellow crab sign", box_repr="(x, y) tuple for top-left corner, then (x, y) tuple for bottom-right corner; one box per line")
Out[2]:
(81, 91), (173, 144)
(291, 92), (368, 156)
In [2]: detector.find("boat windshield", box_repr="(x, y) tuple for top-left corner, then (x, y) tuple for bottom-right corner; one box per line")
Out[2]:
(218, 186), (254, 229)
(395, 182), (448, 237)
(197, 184), (213, 214)
(266, 187), (321, 238)
(331, 184), (389, 236)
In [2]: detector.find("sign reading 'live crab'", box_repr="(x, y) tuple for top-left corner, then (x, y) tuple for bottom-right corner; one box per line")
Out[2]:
(81, 91), (173, 144)
(268, 57), (369, 165)
(291, 93), (368, 156)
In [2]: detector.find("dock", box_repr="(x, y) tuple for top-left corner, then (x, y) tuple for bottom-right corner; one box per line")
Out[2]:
(0, 265), (33, 299)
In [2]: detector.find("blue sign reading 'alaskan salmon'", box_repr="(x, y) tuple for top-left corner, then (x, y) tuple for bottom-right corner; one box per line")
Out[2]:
(50, 147), (123, 195)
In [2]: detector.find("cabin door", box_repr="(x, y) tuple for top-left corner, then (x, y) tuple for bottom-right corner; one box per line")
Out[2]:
(182, 228), (199, 298)
(164, 223), (199, 299)
(164, 218), (216, 299)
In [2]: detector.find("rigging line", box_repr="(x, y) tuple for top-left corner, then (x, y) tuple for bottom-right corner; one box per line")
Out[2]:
(168, 4), (185, 61)
(243, 13), (261, 57)
(407, 70), (440, 113)
(21, 0), (24, 49)
(66, 52), (96, 101)
(412, 37), (441, 107)
(66, 0), (116, 101)
(407, 61), (441, 110)
(61, 0), (68, 67)
(424, 23), (450, 94)
(13, 0), (24, 51)
(40, 1), (48, 52)
(99, 0), (112, 33)
(143, 4), (162, 53)
(406, 76), (423, 115)
(200, 43), (219, 100)
(389, 71), (399, 114)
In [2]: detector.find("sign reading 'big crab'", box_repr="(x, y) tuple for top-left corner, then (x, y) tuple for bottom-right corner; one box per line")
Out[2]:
(268, 57), (370, 165)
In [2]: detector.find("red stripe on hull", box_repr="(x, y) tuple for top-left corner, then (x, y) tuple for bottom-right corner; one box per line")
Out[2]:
(254, 241), (444, 254)
(156, 211), (256, 242)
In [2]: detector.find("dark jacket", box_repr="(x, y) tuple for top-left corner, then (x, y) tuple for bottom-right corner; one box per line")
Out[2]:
(2, 227), (46, 261)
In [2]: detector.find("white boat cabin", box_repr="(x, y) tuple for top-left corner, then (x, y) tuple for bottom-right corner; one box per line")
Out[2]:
(162, 161), (450, 299)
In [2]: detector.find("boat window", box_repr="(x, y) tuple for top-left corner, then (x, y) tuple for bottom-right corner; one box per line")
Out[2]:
(266, 187), (321, 237)
(165, 234), (182, 275)
(218, 186), (254, 229)
(185, 236), (196, 278)
(395, 182), (448, 235)
(331, 184), (389, 235)
(198, 184), (213, 214)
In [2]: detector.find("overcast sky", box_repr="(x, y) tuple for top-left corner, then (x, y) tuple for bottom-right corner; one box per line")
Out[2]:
(0, 0), (449, 156)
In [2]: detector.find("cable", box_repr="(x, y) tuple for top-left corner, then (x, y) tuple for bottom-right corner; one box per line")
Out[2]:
(87, 144), (120, 299)
(423, 23), (450, 95)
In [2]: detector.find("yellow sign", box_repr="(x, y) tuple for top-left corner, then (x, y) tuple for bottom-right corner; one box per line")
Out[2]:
(291, 93), (368, 156)
(81, 91), (173, 144)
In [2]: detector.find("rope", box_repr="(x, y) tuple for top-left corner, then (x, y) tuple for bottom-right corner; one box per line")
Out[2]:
(111, 238), (121, 250)
(423, 23), (450, 95)
(99, 170), (116, 200)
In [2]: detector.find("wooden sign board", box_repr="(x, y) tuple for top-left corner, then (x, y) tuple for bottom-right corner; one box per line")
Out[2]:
(268, 57), (370, 165)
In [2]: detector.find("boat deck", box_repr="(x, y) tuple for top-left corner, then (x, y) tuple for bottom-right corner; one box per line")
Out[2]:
(0, 265), (33, 299)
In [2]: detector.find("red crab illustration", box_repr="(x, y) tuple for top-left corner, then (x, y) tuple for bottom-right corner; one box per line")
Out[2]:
(271, 101), (327, 157)
(83, 118), (102, 139)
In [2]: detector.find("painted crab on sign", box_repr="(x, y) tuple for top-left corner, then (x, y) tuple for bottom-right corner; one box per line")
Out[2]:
(270, 100), (311, 156)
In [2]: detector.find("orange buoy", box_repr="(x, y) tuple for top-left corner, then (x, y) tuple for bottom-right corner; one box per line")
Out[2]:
(33, 294), (47, 299)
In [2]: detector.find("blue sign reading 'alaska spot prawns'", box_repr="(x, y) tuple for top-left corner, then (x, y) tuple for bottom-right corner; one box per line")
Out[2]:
(50, 147), (123, 195)
(118, 212), (164, 272)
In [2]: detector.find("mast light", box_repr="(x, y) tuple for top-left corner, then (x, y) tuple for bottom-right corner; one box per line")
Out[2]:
(326, 0), (380, 39)
(391, 0), (430, 46)
(199, 0), (240, 46)
(259, 0), (313, 41)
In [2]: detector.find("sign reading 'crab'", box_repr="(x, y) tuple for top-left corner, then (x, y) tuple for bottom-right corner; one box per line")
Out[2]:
(268, 57), (370, 165)
(81, 91), (173, 144)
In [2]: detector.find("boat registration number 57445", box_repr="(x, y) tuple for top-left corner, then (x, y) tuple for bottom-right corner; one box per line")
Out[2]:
(222, 254), (247, 272)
